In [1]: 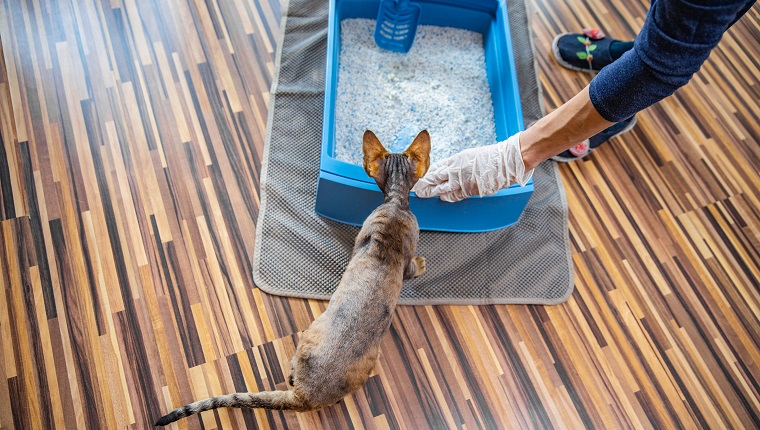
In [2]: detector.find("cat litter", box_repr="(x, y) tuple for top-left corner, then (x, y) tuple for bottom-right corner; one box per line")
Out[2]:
(315, 2), (532, 232)
(334, 18), (497, 164)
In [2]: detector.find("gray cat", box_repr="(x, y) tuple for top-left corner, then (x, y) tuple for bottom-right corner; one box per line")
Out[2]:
(155, 130), (431, 426)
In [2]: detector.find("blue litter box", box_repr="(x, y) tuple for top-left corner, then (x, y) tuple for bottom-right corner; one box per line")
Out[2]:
(315, 0), (533, 232)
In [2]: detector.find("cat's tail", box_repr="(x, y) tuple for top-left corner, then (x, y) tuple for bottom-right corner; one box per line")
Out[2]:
(155, 390), (306, 426)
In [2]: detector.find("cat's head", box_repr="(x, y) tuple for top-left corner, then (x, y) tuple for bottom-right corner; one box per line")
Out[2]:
(362, 130), (431, 195)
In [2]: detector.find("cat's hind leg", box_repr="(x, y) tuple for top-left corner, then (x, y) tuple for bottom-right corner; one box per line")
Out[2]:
(288, 358), (296, 386)
(403, 256), (426, 279)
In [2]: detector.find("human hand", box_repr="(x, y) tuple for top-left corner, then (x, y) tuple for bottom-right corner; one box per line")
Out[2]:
(412, 132), (533, 202)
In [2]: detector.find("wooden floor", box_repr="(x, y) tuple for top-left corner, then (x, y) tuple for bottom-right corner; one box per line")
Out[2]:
(0, 0), (758, 428)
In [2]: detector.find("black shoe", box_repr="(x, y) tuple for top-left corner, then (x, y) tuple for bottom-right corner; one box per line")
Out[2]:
(551, 115), (638, 162)
(552, 28), (623, 73)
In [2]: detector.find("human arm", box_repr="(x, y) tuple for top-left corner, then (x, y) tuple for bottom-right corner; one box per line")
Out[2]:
(519, 86), (613, 171)
(414, 0), (755, 201)
(589, 0), (756, 122)
(412, 86), (613, 201)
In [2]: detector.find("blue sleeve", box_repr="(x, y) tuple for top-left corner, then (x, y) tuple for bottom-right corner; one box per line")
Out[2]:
(589, 0), (756, 122)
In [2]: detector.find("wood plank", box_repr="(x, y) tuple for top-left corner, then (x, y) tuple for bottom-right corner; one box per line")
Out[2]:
(0, 0), (757, 428)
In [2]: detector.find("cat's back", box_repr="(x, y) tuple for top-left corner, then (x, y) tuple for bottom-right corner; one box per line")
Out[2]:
(364, 202), (417, 236)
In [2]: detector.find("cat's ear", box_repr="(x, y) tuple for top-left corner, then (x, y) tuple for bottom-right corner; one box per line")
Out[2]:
(403, 130), (431, 178)
(362, 130), (389, 179)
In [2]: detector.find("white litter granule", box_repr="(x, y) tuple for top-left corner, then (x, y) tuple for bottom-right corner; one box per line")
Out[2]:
(334, 18), (498, 165)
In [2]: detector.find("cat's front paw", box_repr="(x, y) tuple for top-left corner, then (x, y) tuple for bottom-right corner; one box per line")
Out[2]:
(412, 256), (426, 278)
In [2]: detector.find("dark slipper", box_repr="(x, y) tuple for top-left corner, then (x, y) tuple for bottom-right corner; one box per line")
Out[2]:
(552, 28), (619, 73)
(551, 115), (638, 162)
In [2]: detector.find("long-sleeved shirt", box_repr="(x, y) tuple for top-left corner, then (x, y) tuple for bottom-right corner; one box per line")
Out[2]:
(589, 0), (756, 122)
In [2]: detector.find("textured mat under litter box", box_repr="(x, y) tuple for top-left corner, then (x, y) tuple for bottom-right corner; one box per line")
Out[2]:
(252, 0), (573, 305)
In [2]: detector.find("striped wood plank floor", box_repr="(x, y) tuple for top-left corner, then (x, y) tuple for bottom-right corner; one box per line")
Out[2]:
(0, 0), (758, 428)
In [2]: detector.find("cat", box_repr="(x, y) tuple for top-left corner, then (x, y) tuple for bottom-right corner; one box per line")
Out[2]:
(155, 129), (431, 426)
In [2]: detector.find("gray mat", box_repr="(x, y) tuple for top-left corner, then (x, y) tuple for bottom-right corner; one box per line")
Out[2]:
(252, 0), (573, 305)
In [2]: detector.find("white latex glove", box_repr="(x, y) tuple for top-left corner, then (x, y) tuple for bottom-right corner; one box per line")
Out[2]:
(412, 132), (533, 202)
